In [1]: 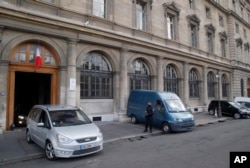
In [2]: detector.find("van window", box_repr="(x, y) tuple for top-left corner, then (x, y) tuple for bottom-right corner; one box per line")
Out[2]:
(156, 100), (164, 110)
(166, 99), (186, 112)
(156, 100), (163, 107)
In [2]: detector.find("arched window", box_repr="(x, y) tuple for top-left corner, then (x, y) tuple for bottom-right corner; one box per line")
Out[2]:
(80, 52), (113, 99)
(10, 43), (56, 66)
(189, 69), (199, 97)
(129, 59), (151, 90)
(207, 72), (215, 97)
(164, 64), (178, 94)
(222, 74), (229, 97)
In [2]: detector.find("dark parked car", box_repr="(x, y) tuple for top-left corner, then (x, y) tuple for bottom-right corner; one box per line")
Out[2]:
(208, 100), (250, 119)
(14, 104), (32, 127)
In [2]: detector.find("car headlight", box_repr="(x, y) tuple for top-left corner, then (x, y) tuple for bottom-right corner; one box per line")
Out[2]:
(18, 115), (25, 119)
(174, 118), (183, 122)
(56, 134), (73, 144)
(97, 132), (103, 140)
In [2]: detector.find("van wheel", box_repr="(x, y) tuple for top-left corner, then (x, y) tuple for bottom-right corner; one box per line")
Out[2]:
(131, 115), (137, 124)
(209, 109), (215, 115)
(233, 113), (241, 119)
(162, 123), (171, 134)
(26, 129), (33, 144)
(45, 141), (57, 161)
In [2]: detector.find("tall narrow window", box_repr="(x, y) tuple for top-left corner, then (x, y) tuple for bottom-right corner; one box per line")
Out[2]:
(190, 24), (197, 47)
(189, 0), (194, 9)
(187, 14), (200, 48)
(164, 65), (178, 94)
(243, 29), (247, 39)
(207, 72), (215, 97)
(232, 0), (236, 11)
(235, 23), (239, 33)
(221, 38), (226, 57)
(248, 13), (250, 24)
(219, 15), (224, 27)
(93, 0), (106, 18)
(207, 32), (213, 53)
(80, 52), (113, 99)
(136, 1), (146, 30)
(236, 38), (243, 61)
(222, 75), (228, 97)
(189, 69), (199, 98)
(240, 6), (244, 18)
(205, 24), (215, 53)
(163, 2), (180, 41)
(205, 7), (211, 19)
(244, 43), (250, 64)
(219, 32), (227, 57)
(129, 59), (151, 90)
(167, 15), (174, 39)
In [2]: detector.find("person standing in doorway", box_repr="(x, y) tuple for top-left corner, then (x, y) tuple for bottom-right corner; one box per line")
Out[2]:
(143, 101), (154, 133)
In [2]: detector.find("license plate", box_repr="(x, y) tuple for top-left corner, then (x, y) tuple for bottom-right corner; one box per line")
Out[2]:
(80, 143), (94, 150)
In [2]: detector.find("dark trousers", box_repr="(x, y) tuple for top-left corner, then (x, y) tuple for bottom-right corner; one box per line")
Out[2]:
(144, 116), (153, 131)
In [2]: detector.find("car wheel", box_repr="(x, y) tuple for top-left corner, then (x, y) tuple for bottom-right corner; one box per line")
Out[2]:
(233, 113), (241, 119)
(26, 129), (33, 144)
(208, 109), (215, 115)
(45, 141), (56, 160)
(131, 115), (137, 124)
(162, 123), (171, 134)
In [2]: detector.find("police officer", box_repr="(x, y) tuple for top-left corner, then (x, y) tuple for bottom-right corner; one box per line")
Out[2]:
(143, 101), (154, 133)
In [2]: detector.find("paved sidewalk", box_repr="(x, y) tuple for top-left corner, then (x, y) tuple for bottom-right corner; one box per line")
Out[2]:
(0, 112), (230, 166)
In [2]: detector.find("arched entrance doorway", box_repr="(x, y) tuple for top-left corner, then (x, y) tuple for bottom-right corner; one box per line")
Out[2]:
(7, 42), (59, 129)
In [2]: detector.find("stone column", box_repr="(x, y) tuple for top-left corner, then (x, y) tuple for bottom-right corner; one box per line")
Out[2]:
(218, 70), (222, 101)
(0, 60), (8, 132)
(118, 49), (128, 121)
(183, 62), (189, 106)
(202, 66), (208, 108)
(66, 39), (77, 106)
(157, 56), (163, 91)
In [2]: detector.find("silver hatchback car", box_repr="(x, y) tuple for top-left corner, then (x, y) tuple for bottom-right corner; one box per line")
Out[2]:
(26, 105), (103, 160)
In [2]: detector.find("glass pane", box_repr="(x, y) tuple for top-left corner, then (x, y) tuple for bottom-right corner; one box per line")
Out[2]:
(19, 53), (26, 62)
(13, 46), (26, 62)
(44, 49), (55, 65)
(93, 0), (105, 18)
(29, 45), (36, 63)
(13, 53), (19, 62)
(136, 3), (143, 29)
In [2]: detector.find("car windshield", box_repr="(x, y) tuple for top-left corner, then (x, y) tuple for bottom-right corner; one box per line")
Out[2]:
(165, 99), (187, 112)
(229, 102), (248, 109)
(49, 110), (92, 127)
(229, 102), (247, 109)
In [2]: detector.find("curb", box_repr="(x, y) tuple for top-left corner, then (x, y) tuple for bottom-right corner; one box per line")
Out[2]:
(195, 118), (228, 127)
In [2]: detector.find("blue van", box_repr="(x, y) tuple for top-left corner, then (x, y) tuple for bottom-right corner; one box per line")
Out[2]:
(127, 90), (195, 133)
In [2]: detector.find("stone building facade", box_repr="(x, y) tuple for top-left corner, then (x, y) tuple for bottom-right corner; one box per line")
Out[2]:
(0, 0), (249, 131)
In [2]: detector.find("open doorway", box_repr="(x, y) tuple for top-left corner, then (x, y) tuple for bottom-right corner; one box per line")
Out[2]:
(13, 72), (51, 127)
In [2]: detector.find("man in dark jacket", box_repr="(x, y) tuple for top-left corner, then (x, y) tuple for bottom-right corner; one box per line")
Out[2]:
(143, 101), (154, 133)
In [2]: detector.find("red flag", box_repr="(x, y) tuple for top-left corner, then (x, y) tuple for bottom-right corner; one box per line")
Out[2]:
(35, 47), (42, 68)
